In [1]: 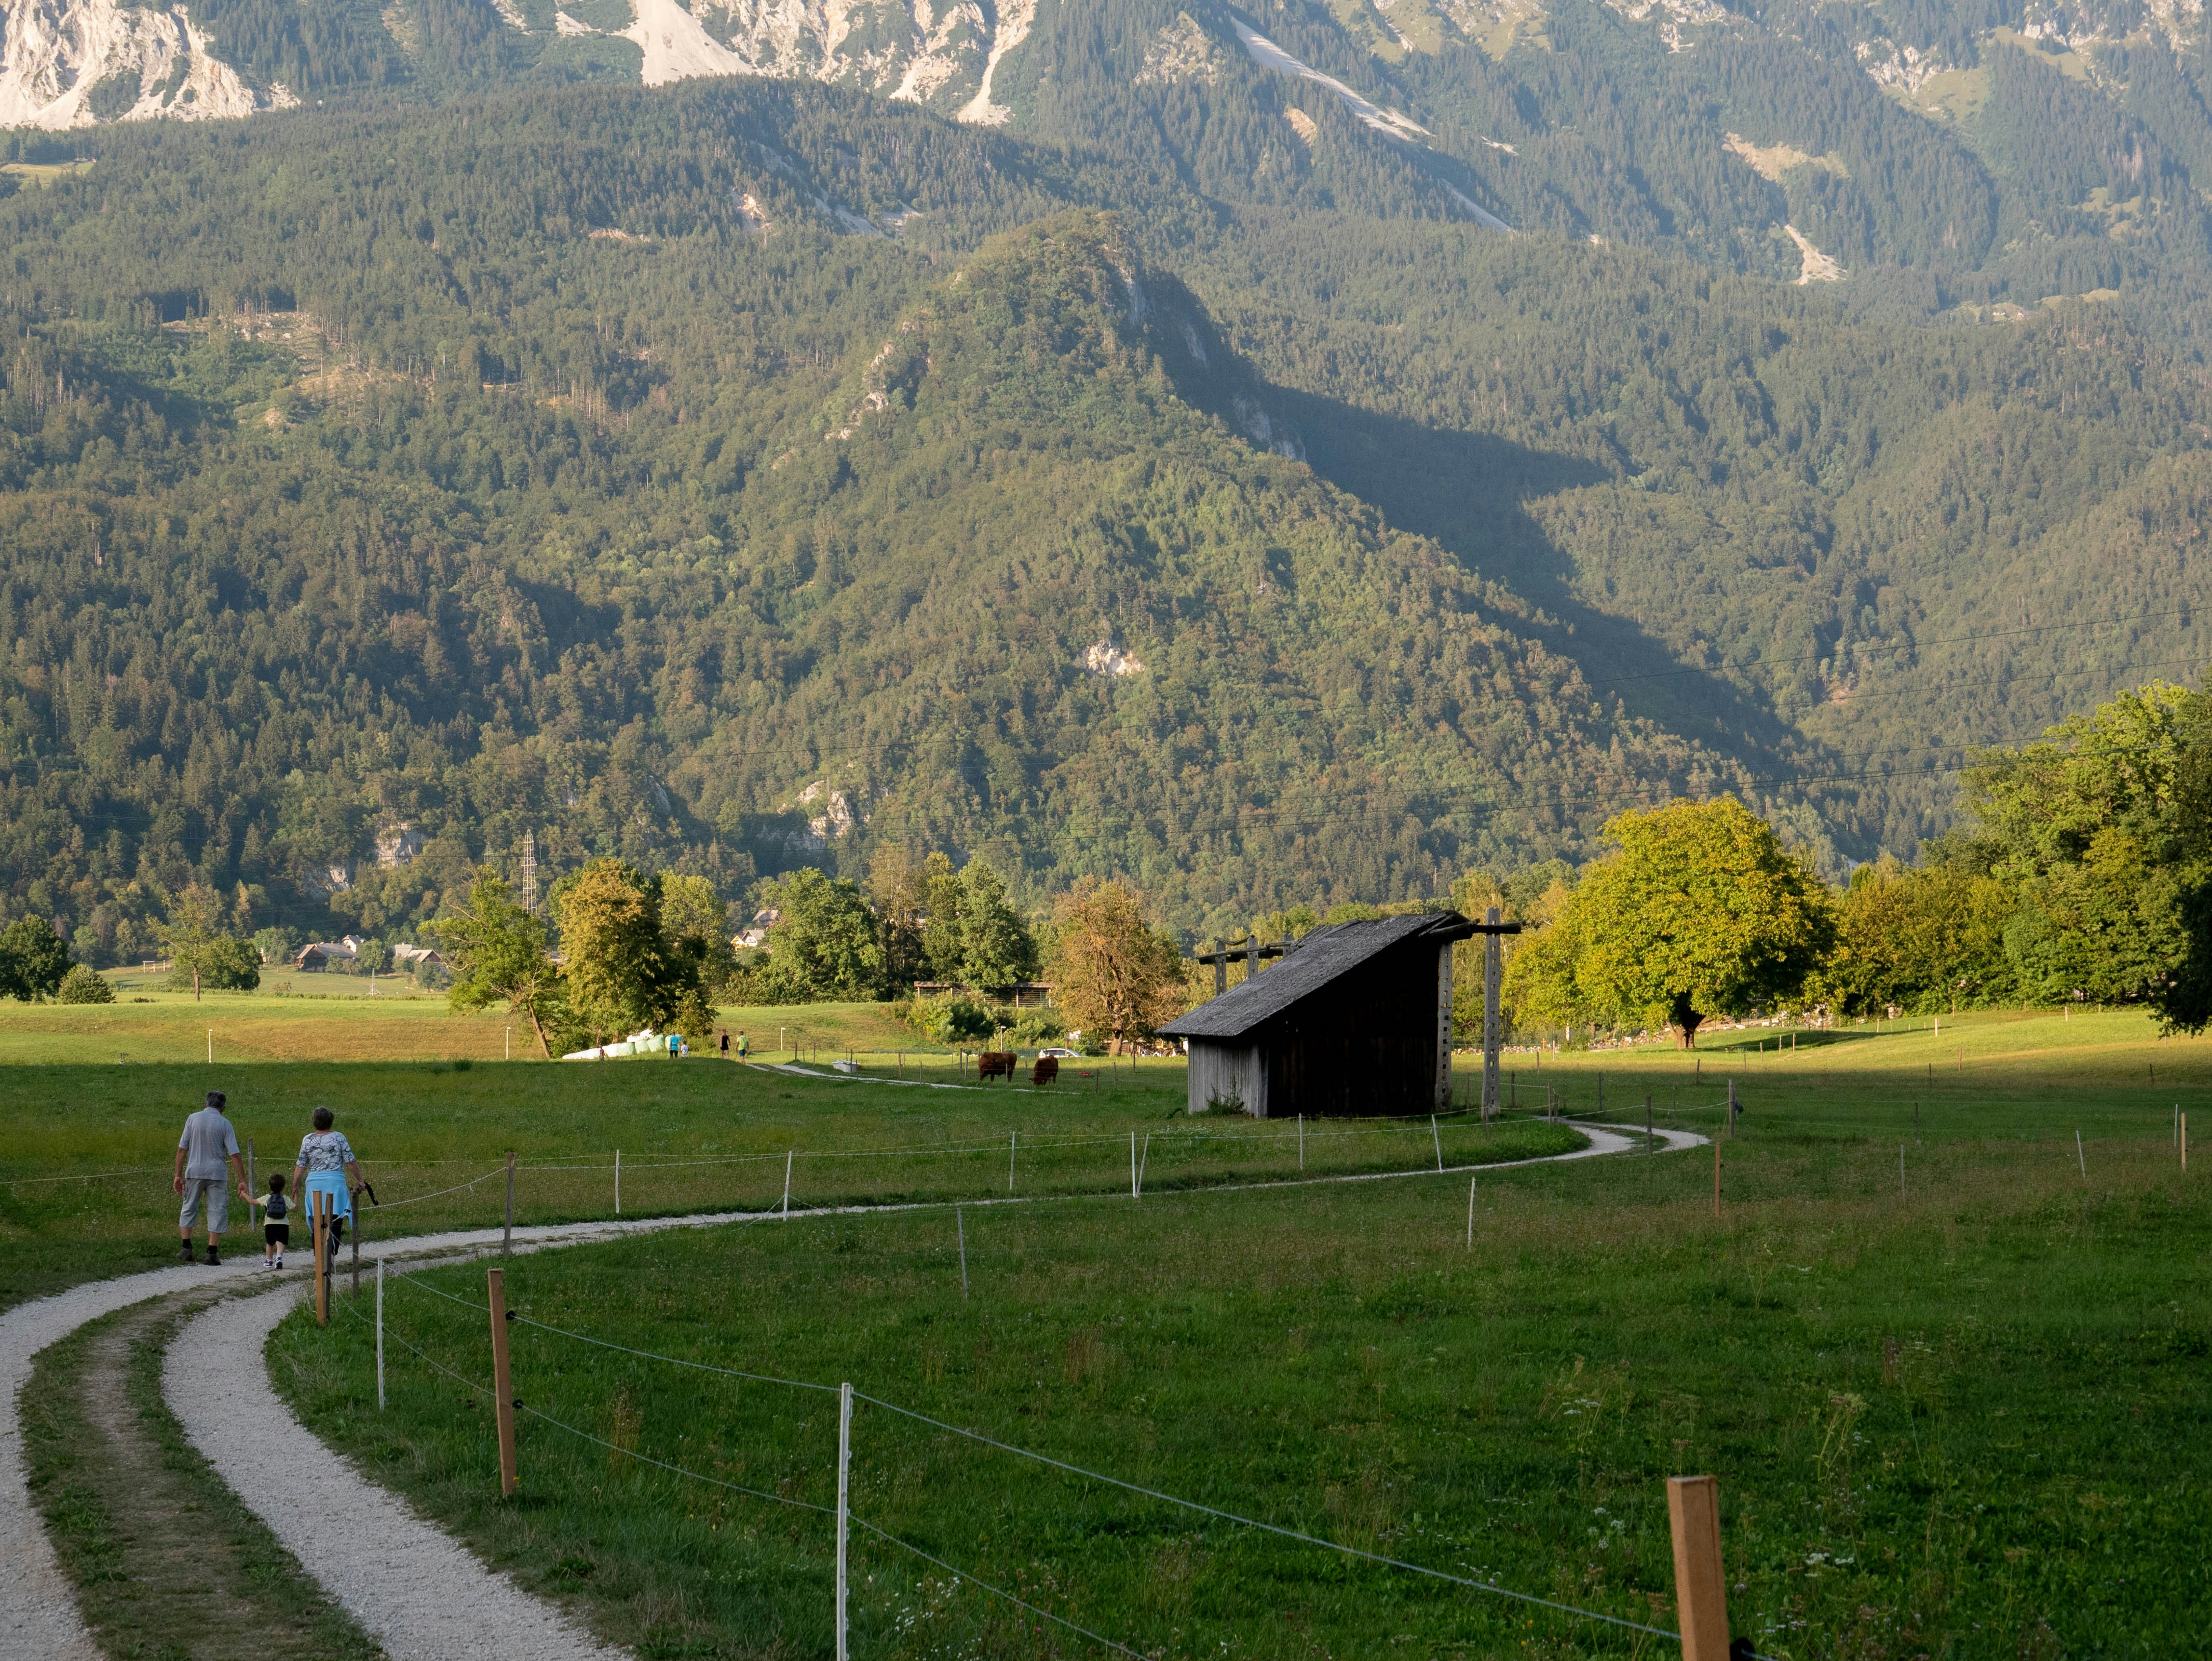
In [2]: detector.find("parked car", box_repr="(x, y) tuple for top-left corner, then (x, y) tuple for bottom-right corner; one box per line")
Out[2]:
(1035, 1046), (1081, 1059)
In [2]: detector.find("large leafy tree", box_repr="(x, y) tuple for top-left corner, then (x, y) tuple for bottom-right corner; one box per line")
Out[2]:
(757, 868), (886, 1004)
(158, 884), (261, 1000)
(1959, 682), (2212, 1022)
(433, 873), (566, 1058)
(915, 855), (1038, 991)
(1817, 859), (2016, 1017)
(0, 916), (71, 1002)
(1507, 799), (1835, 1047)
(553, 860), (696, 1043)
(1048, 882), (1185, 1053)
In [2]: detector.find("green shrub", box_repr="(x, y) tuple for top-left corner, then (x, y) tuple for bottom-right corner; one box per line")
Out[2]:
(898, 993), (997, 1044)
(56, 964), (115, 1004)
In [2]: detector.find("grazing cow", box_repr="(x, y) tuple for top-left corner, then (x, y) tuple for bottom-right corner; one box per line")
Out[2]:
(976, 1050), (1016, 1081)
(1030, 1056), (1060, 1087)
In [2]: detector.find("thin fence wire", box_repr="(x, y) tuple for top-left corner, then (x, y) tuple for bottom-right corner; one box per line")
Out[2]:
(520, 1401), (836, 1517)
(851, 1516), (1151, 1660)
(376, 1164), (513, 1209)
(369, 1273), (1682, 1650)
(508, 1309), (841, 1396)
(850, 1394), (1682, 1644)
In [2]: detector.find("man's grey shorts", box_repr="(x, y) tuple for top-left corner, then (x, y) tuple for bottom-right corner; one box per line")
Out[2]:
(179, 1178), (229, 1232)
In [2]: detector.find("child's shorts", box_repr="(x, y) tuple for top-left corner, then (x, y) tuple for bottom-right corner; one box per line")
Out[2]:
(265, 1223), (291, 1247)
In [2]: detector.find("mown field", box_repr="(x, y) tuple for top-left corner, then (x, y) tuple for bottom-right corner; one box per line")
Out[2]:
(0, 1031), (1565, 1312)
(0, 976), (931, 1065)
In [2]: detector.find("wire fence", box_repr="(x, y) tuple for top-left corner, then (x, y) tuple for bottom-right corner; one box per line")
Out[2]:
(351, 1263), (1691, 1658)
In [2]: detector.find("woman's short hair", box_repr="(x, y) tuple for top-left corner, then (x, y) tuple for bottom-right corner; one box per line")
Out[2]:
(312, 1106), (335, 1130)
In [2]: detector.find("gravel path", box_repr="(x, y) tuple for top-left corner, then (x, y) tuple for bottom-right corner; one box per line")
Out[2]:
(1, 1258), (275, 1661)
(8, 1120), (1705, 1657)
(169, 1280), (628, 1661)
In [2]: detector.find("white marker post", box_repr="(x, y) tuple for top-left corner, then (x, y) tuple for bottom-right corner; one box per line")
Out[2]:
(375, 1258), (386, 1410)
(1130, 1131), (1138, 1198)
(835, 1382), (852, 1661)
(615, 1149), (621, 1217)
(1138, 1135), (1150, 1196)
(1298, 1114), (1305, 1171)
(1466, 1174), (1476, 1251)
(956, 1206), (968, 1299)
(2077, 1129), (2086, 1177)
(1008, 1131), (1016, 1193)
(782, 1152), (793, 1219)
(1431, 1114), (1443, 1172)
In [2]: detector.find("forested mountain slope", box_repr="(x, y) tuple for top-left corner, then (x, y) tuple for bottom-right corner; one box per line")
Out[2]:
(0, 89), (1749, 955)
(2, 9), (2209, 953)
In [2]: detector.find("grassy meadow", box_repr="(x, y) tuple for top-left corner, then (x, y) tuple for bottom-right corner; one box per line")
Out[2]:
(268, 1070), (2210, 1660)
(8, 1000), (2210, 1654)
(0, 1010), (1566, 1311)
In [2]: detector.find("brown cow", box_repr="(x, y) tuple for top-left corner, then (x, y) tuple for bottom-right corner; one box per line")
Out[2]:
(1030, 1056), (1059, 1087)
(976, 1050), (1016, 1081)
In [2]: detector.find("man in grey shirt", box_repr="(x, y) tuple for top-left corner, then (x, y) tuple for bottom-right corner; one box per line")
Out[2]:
(174, 1090), (250, 1265)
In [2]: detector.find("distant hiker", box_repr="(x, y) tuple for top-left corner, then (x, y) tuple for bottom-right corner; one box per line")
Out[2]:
(174, 1090), (251, 1266)
(251, 1172), (291, 1270)
(718, 1031), (730, 1058)
(736, 1031), (750, 1060)
(291, 1106), (364, 1257)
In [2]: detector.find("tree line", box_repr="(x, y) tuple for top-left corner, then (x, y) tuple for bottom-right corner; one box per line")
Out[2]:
(1495, 680), (2212, 1041)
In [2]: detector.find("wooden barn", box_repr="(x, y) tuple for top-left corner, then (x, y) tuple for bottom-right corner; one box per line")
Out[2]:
(1160, 912), (1477, 1117)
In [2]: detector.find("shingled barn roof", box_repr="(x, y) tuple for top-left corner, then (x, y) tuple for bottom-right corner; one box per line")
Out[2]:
(1160, 912), (1476, 1042)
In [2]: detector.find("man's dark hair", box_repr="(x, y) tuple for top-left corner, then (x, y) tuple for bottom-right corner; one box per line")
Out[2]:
(312, 1106), (334, 1130)
(205, 1090), (226, 1111)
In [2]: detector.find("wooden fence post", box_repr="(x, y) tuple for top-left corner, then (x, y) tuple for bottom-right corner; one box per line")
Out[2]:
(1666, 1474), (1731, 1661)
(487, 1266), (519, 1497)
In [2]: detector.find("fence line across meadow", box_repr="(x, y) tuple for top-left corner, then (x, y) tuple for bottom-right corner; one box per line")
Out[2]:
(346, 1263), (1699, 1659)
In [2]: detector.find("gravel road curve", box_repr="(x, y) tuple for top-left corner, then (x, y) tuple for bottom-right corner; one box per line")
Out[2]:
(9, 1121), (1705, 1657)
(168, 1279), (629, 1661)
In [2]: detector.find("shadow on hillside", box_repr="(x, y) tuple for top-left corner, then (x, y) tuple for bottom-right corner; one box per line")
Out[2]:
(1269, 385), (1819, 774)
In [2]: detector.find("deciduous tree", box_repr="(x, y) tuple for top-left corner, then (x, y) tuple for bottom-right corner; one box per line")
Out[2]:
(554, 860), (695, 1042)
(159, 885), (260, 1000)
(1507, 799), (1834, 1047)
(433, 873), (565, 1058)
(757, 868), (886, 1004)
(1049, 882), (1184, 1053)
(0, 916), (71, 1002)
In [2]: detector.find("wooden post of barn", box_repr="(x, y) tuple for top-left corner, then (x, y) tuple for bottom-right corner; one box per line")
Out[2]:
(1435, 936), (1455, 1114)
(1666, 1475), (1731, 1661)
(1480, 908), (1510, 1120)
(487, 1267), (518, 1497)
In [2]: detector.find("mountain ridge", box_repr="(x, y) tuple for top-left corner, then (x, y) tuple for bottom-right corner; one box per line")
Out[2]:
(1, 13), (2209, 954)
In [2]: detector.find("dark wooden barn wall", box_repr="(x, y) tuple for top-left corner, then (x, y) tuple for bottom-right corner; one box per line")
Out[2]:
(1257, 939), (1443, 1117)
